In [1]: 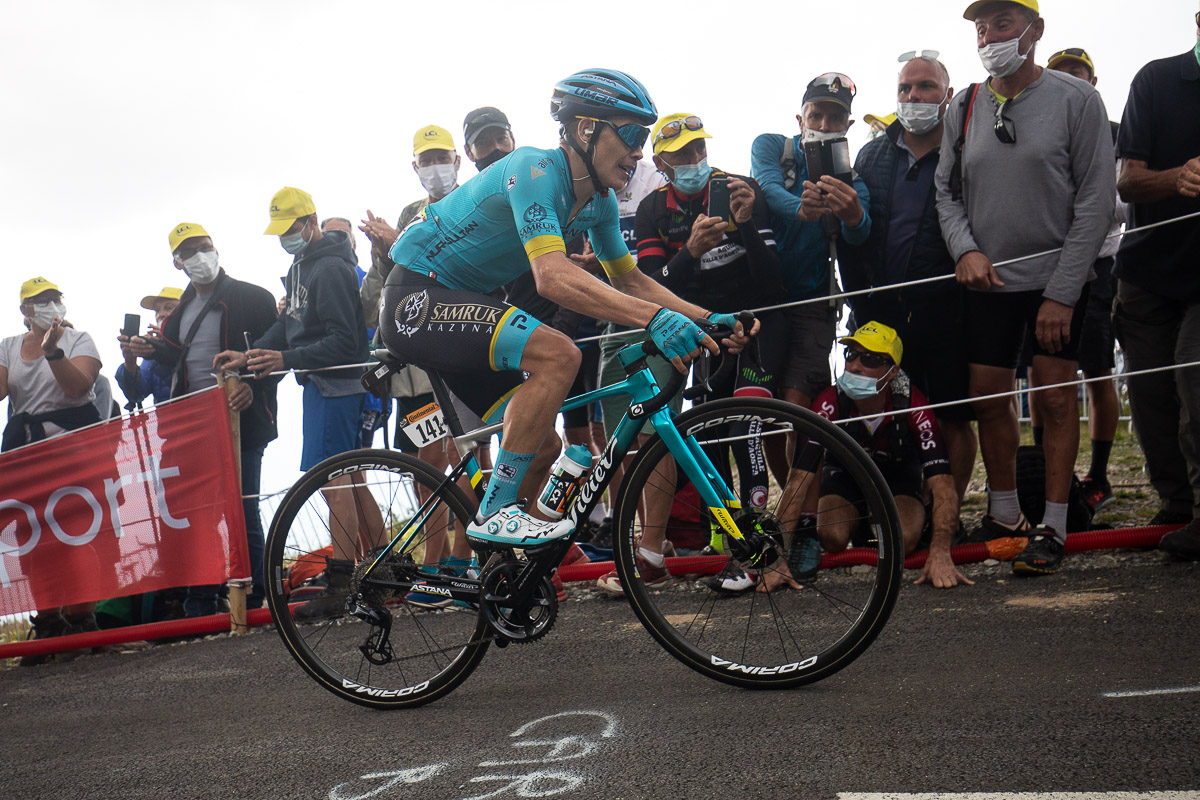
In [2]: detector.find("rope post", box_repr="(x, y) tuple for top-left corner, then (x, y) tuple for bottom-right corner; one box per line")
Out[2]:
(220, 371), (250, 636)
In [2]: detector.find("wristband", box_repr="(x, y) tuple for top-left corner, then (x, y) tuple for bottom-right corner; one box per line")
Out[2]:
(45, 348), (65, 362)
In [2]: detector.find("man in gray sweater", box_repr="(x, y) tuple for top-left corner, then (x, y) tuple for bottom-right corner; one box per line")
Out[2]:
(935, 0), (1115, 575)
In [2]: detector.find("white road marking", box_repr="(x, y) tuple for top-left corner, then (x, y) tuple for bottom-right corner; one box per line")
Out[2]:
(1103, 686), (1200, 698)
(839, 794), (1200, 799)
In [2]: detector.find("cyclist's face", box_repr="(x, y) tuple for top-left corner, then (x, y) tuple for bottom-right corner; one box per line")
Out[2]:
(584, 114), (644, 190)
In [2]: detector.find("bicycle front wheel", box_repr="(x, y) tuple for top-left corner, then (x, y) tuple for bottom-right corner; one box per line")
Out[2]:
(265, 448), (489, 709)
(614, 398), (903, 689)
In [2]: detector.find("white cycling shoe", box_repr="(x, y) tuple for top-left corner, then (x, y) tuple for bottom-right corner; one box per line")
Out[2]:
(466, 504), (574, 547)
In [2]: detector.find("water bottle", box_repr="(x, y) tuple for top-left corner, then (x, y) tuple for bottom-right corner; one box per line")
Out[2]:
(536, 444), (593, 520)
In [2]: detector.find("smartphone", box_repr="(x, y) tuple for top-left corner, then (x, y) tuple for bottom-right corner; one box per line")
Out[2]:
(803, 138), (853, 185)
(122, 313), (140, 338)
(707, 174), (730, 221)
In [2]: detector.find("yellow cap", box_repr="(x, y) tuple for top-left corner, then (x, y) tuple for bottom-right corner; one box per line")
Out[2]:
(20, 276), (61, 303)
(1047, 47), (1095, 76)
(168, 222), (211, 255)
(840, 320), (903, 366)
(863, 112), (898, 131)
(264, 187), (316, 235)
(652, 113), (712, 156)
(413, 125), (456, 155)
(963, 0), (1038, 20)
(140, 286), (185, 310)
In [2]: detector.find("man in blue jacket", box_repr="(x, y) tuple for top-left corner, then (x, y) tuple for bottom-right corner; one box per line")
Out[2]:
(751, 73), (871, 410)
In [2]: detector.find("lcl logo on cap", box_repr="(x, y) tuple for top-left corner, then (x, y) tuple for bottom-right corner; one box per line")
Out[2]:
(270, 205), (279, 212)
(425, 130), (438, 138)
(175, 225), (190, 236)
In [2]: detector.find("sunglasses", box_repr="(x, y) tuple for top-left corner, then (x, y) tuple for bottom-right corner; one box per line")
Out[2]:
(812, 72), (857, 97)
(993, 98), (1016, 144)
(844, 346), (893, 368)
(898, 49), (940, 63)
(654, 115), (704, 145)
(580, 117), (650, 151)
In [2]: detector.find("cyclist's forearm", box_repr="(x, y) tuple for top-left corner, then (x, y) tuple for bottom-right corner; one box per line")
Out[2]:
(532, 253), (669, 328)
(610, 267), (710, 322)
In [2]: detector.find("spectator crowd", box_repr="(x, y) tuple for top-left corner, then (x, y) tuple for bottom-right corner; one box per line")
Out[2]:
(3, 1), (1199, 659)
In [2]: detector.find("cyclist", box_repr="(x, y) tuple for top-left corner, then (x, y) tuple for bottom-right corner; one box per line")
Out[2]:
(379, 68), (753, 548)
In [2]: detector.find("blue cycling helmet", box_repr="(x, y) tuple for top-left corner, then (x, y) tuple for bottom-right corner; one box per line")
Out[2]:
(550, 68), (658, 126)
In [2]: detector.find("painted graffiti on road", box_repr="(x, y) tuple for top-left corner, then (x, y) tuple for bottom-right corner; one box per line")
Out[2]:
(327, 710), (619, 800)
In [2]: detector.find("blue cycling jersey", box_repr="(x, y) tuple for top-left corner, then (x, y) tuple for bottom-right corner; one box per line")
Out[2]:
(388, 146), (637, 293)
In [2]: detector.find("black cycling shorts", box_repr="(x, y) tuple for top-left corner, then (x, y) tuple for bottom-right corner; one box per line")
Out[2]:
(380, 271), (530, 423)
(562, 344), (601, 428)
(821, 458), (924, 504)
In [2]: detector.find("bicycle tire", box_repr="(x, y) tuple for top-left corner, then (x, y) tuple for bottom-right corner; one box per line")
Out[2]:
(613, 398), (903, 689)
(265, 448), (490, 709)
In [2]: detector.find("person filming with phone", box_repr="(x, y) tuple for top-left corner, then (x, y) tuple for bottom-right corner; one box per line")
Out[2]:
(751, 73), (870, 412)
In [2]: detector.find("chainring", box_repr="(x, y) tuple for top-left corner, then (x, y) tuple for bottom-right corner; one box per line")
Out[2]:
(478, 558), (558, 644)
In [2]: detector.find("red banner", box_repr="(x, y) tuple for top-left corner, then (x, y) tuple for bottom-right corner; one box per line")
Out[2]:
(0, 388), (248, 616)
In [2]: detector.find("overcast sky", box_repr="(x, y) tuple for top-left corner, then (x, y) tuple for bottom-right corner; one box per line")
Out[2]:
(3, 0), (1196, 497)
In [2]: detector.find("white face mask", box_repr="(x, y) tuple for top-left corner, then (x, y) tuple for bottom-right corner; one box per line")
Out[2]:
(896, 102), (943, 135)
(802, 128), (846, 143)
(978, 20), (1034, 78)
(418, 163), (458, 199)
(182, 250), (220, 283)
(29, 301), (66, 331)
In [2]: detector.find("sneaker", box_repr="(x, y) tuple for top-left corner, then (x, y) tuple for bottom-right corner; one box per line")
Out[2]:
(1149, 508), (1192, 526)
(293, 559), (354, 622)
(1079, 477), (1114, 512)
(467, 505), (574, 547)
(1012, 527), (1066, 576)
(589, 516), (613, 550)
(702, 562), (758, 594)
(960, 512), (1031, 544)
(596, 553), (673, 596)
(1159, 518), (1200, 561)
(17, 611), (70, 667)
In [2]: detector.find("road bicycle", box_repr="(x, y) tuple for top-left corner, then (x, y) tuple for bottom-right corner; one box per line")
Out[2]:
(264, 317), (902, 709)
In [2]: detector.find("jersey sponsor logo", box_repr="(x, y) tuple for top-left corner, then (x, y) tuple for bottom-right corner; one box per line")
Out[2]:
(699, 241), (747, 271)
(523, 203), (549, 223)
(506, 175), (517, 191)
(395, 290), (429, 337)
(536, 158), (552, 169)
(430, 303), (502, 325)
(530, 166), (545, 180)
(427, 220), (480, 260)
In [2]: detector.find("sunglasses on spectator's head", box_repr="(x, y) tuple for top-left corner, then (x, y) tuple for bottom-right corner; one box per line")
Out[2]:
(844, 346), (893, 368)
(579, 117), (650, 151)
(994, 99), (1016, 144)
(812, 72), (857, 97)
(654, 115), (704, 146)
(898, 49), (941, 63)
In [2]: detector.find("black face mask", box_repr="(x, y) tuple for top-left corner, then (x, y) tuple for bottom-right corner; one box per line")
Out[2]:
(474, 148), (507, 171)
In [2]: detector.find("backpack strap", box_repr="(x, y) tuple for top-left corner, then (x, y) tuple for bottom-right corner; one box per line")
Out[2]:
(949, 83), (982, 202)
(779, 135), (799, 192)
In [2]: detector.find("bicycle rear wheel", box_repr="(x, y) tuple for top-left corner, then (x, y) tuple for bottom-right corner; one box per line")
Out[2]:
(265, 448), (489, 709)
(613, 398), (903, 689)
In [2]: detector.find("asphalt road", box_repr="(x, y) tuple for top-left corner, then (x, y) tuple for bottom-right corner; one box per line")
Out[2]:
(3, 555), (1198, 800)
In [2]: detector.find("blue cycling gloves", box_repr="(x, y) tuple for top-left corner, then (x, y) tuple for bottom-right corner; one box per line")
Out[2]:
(647, 308), (707, 361)
(706, 312), (738, 330)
